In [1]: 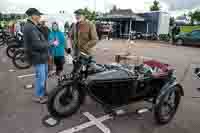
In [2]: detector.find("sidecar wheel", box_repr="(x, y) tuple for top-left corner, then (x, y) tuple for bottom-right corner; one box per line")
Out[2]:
(47, 85), (82, 119)
(154, 86), (181, 125)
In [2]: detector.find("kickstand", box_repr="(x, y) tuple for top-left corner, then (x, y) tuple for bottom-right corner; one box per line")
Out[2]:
(103, 107), (117, 119)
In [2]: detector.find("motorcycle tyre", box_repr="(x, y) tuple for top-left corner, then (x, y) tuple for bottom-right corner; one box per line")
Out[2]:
(47, 84), (82, 119)
(154, 86), (181, 125)
(12, 50), (31, 69)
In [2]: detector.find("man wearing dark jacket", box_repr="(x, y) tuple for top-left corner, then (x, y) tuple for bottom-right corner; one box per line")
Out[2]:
(39, 20), (50, 41)
(24, 8), (49, 103)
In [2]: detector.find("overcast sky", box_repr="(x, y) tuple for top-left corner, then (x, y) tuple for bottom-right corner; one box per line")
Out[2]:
(0, 0), (200, 17)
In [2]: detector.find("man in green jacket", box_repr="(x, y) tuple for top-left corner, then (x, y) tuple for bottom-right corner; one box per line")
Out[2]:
(70, 9), (98, 56)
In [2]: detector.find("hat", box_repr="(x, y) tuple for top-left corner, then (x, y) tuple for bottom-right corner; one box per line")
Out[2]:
(25, 8), (43, 16)
(74, 9), (85, 16)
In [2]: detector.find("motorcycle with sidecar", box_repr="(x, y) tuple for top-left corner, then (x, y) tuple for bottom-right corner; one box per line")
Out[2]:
(47, 52), (184, 125)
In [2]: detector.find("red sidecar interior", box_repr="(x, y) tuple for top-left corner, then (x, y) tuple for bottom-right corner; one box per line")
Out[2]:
(143, 60), (174, 78)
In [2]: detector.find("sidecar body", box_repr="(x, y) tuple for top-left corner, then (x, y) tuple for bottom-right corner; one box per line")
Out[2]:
(85, 60), (183, 107)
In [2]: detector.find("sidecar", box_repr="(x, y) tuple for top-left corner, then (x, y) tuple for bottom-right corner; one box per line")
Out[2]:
(86, 59), (184, 124)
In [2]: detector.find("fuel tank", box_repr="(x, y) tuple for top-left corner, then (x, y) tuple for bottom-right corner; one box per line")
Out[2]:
(86, 69), (133, 82)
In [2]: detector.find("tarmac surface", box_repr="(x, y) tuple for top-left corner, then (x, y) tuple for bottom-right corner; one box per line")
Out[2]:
(0, 40), (200, 133)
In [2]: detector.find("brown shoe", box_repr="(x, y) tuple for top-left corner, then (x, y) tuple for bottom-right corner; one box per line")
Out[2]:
(39, 97), (48, 104)
(32, 97), (41, 103)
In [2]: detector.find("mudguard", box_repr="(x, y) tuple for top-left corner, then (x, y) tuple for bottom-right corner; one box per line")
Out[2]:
(60, 79), (86, 104)
(155, 79), (184, 105)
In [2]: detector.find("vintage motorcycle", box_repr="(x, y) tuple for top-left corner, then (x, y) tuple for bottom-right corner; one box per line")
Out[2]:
(47, 52), (184, 125)
(6, 32), (24, 58)
(0, 30), (16, 46)
(12, 48), (32, 69)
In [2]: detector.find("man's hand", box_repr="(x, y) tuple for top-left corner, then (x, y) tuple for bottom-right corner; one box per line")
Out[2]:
(84, 22), (98, 50)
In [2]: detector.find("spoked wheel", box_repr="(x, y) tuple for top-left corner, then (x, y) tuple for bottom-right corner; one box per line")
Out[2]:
(0, 38), (5, 46)
(12, 50), (31, 69)
(154, 86), (181, 125)
(6, 46), (17, 58)
(47, 85), (82, 118)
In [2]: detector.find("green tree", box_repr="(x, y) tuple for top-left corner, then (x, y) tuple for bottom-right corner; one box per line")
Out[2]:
(10, 13), (16, 20)
(0, 12), (2, 21)
(150, 0), (160, 11)
(169, 17), (175, 26)
(16, 15), (21, 19)
(76, 8), (98, 21)
(189, 9), (200, 25)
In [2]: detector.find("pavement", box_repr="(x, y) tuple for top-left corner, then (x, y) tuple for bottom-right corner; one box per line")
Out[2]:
(0, 40), (200, 133)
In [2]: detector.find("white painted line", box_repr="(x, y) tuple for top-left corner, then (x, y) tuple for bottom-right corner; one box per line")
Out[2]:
(9, 69), (16, 72)
(83, 112), (111, 133)
(58, 112), (112, 133)
(103, 48), (109, 52)
(17, 73), (35, 79)
(24, 84), (33, 89)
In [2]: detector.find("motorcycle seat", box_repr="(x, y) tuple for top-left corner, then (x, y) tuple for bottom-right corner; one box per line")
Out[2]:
(87, 63), (106, 74)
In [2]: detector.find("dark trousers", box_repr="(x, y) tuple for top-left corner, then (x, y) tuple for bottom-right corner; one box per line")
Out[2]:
(53, 56), (65, 75)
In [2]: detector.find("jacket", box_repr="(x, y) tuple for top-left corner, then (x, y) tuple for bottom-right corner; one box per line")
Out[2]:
(48, 31), (66, 57)
(70, 20), (98, 55)
(23, 20), (49, 65)
(39, 25), (50, 41)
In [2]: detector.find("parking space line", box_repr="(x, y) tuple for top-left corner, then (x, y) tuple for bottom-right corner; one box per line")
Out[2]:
(83, 112), (111, 133)
(59, 112), (112, 133)
(17, 73), (35, 79)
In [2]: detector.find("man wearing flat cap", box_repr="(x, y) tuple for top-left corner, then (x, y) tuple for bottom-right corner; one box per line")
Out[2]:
(24, 8), (49, 103)
(70, 9), (98, 56)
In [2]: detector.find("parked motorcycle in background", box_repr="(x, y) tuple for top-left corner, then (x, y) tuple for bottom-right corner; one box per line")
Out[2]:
(0, 30), (16, 46)
(6, 32), (24, 59)
(12, 48), (32, 70)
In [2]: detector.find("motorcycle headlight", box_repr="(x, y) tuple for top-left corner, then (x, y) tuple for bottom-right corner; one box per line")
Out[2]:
(82, 65), (86, 71)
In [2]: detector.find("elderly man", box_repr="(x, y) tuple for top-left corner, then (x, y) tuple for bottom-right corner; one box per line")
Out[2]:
(24, 8), (49, 103)
(70, 9), (98, 57)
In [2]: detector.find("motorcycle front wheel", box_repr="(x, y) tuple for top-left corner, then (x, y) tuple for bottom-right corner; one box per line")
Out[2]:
(12, 50), (32, 69)
(47, 84), (82, 118)
(154, 86), (181, 125)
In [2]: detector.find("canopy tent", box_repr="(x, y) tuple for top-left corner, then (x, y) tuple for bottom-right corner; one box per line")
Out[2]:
(96, 14), (145, 22)
(96, 13), (145, 39)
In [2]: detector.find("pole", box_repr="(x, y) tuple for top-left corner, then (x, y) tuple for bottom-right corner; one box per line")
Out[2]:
(129, 19), (132, 40)
(120, 23), (122, 38)
(146, 23), (149, 40)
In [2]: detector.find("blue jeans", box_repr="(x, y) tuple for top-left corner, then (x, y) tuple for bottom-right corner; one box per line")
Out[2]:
(34, 64), (48, 97)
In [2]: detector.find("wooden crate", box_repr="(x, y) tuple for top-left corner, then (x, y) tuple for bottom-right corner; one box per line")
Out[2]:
(115, 53), (152, 65)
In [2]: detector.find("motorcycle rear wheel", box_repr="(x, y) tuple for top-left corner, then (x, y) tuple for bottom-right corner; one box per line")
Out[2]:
(47, 84), (82, 118)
